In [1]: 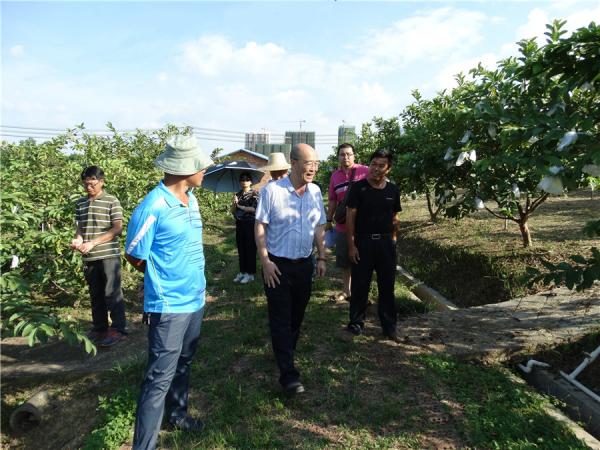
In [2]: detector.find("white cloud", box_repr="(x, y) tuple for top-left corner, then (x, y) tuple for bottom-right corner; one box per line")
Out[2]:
(355, 7), (488, 69)
(9, 45), (24, 57)
(157, 72), (168, 82)
(180, 35), (234, 76)
(429, 52), (499, 93)
(428, 1), (600, 94)
(179, 35), (286, 77)
(514, 2), (600, 45)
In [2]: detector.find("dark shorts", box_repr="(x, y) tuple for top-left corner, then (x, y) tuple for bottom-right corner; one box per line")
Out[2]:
(335, 230), (350, 268)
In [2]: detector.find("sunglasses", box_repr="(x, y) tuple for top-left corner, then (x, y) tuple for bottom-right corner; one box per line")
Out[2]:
(240, 177), (252, 182)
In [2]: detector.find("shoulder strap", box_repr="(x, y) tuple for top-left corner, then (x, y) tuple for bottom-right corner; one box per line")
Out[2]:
(349, 168), (357, 184)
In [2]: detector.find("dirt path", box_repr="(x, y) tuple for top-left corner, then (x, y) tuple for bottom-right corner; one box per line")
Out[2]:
(1, 313), (147, 380)
(2, 288), (598, 380)
(398, 285), (600, 364)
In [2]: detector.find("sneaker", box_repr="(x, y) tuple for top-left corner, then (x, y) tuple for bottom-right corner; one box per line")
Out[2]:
(86, 329), (106, 344)
(169, 415), (204, 433)
(346, 323), (363, 336)
(233, 273), (245, 282)
(98, 329), (126, 347)
(283, 381), (305, 395)
(240, 274), (255, 284)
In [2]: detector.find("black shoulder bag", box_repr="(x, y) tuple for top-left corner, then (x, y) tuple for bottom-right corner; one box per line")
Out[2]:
(333, 168), (356, 224)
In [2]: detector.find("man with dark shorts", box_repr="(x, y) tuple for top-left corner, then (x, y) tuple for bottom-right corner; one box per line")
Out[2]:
(345, 149), (401, 342)
(326, 143), (368, 302)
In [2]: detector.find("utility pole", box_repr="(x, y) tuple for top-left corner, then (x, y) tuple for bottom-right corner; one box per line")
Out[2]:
(298, 119), (306, 131)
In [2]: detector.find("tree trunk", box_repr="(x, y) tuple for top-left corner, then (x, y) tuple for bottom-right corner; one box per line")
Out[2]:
(518, 218), (532, 247)
(425, 189), (438, 223)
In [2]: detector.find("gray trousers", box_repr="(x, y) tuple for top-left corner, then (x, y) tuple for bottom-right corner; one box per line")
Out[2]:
(133, 308), (204, 450)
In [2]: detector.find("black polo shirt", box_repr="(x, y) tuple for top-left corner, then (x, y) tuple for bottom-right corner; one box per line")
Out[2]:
(345, 179), (401, 235)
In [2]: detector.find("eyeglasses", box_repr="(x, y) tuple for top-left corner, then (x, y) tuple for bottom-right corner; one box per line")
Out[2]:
(82, 179), (102, 187)
(339, 153), (354, 158)
(292, 158), (320, 168)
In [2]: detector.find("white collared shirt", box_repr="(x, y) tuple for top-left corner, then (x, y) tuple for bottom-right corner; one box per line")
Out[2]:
(255, 177), (326, 259)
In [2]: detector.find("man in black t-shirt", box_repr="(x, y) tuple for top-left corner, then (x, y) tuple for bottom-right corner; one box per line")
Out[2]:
(345, 149), (402, 342)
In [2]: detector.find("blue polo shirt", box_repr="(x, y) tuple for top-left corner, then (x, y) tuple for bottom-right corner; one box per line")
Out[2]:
(125, 181), (205, 313)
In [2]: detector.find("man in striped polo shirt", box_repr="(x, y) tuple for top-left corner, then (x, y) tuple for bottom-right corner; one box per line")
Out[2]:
(71, 166), (126, 347)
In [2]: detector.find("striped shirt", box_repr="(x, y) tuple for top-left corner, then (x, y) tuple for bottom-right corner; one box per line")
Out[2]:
(255, 177), (326, 259)
(75, 192), (123, 262)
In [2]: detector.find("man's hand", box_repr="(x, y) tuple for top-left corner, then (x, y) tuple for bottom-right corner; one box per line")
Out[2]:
(348, 244), (360, 264)
(262, 259), (281, 288)
(325, 221), (333, 231)
(78, 241), (95, 254)
(316, 259), (326, 277)
(70, 237), (83, 250)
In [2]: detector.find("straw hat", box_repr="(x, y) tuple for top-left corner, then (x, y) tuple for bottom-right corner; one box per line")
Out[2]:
(262, 152), (291, 171)
(155, 135), (213, 175)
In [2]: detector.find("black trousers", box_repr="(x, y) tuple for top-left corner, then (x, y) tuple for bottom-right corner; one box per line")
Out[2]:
(83, 257), (127, 333)
(349, 236), (397, 334)
(236, 220), (257, 274)
(264, 254), (313, 386)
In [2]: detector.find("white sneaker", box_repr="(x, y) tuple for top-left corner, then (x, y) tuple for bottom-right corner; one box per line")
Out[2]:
(240, 274), (255, 284)
(233, 273), (244, 282)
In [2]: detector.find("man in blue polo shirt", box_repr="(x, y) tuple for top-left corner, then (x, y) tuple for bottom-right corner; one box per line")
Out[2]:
(125, 135), (212, 450)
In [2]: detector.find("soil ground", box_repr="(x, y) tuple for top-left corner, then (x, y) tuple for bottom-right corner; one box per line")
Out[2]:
(2, 283), (598, 449)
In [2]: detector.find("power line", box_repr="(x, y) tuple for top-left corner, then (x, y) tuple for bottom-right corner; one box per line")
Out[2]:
(1, 124), (355, 147)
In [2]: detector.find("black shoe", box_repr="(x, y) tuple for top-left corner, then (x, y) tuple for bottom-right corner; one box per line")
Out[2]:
(283, 381), (305, 395)
(383, 330), (401, 343)
(346, 323), (363, 336)
(169, 416), (205, 433)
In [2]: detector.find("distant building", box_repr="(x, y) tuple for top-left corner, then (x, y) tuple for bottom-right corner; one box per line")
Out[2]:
(255, 143), (292, 160)
(245, 132), (270, 151)
(338, 125), (356, 145)
(284, 131), (315, 149)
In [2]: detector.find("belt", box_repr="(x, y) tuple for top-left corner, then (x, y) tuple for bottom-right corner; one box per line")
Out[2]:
(268, 253), (312, 264)
(357, 233), (391, 240)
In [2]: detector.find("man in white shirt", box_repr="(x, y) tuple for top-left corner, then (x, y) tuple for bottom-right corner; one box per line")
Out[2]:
(255, 143), (327, 395)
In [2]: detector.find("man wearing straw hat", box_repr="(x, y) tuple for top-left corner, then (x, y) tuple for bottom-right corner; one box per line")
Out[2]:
(125, 135), (212, 449)
(262, 152), (290, 181)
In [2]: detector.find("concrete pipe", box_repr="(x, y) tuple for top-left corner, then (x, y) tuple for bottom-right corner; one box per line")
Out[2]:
(9, 390), (51, 432)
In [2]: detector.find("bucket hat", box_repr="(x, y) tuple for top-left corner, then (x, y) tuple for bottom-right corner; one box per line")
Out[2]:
(261, 152), (291, 172)
(155, 135), (213, 176)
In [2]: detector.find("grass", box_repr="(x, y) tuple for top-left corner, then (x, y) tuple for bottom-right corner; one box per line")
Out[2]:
(1, 214), (591, 449)
(397, 190), (600, 306)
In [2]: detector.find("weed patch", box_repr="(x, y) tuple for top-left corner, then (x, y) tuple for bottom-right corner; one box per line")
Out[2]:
(416, 354), (588, 449)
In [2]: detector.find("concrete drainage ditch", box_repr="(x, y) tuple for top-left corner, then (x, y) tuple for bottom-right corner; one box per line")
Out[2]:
(396, 265), (600, 446)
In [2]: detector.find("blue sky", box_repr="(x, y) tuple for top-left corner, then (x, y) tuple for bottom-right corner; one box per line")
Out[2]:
(2, 1), (599, 157)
